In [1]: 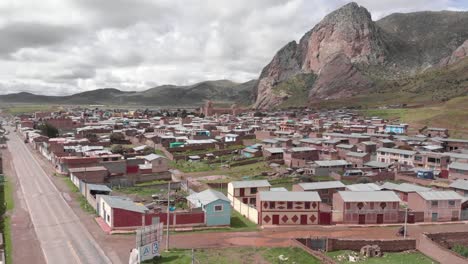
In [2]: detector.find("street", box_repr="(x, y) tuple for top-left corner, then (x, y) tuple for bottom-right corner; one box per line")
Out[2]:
(7, 129), (111, 264)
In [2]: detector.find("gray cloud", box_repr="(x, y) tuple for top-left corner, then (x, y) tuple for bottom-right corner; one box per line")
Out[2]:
(0, 0), (466, 95)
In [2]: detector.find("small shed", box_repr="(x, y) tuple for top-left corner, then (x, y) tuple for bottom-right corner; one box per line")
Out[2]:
(187, 189), (231, 226)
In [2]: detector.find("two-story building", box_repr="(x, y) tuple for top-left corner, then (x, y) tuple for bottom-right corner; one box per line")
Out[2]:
(227, 180), (271, 205)
(256, 191), (321, 226)
(377, 147), (416, 166)
(408, 191), (462, 222)
(333, 191), (401, 224)
(292, 181), (345, 205)
(283, 147), (319, 168)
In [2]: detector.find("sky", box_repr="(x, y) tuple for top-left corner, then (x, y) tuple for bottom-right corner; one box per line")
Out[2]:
(0, 0), (467, 95)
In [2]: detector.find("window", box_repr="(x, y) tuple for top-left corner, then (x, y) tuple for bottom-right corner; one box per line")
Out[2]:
(428, 157), (436, 163)
(107, 215), (110, 222)
(269, 202), (275, 209)
(414, 156), (423, 162)
(404, 155), (409, 158)
(304, 202), (311, 209)
(431, 201), (438, 207)
(380, 202), (387, 210)
(214, 205), (223, 212)
(448, 200), (456, 206)
(287, 202), (293, 209)
(251, 187), (258, 194)
(346, 203), (351, 210)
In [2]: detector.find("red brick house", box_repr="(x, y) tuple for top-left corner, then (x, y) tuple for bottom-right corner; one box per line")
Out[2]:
(332, 191), (400, 224)
(256, 191), (321, 226)
(283, 147), (319, 168)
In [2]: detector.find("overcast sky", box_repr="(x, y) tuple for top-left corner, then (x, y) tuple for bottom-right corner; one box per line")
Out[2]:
(0, 0), (467, 95)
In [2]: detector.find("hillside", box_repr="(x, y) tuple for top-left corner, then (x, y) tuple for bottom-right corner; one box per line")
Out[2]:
(253, 2), (468, 109)
(0, 80), (256, 106)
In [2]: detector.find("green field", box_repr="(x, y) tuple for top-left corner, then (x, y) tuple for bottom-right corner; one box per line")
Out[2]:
(327, 250), (438, 264)
(3, 104), (60, 115)
(144, 247), (320, 264)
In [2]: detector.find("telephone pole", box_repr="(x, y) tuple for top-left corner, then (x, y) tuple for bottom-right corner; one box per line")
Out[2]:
(165, 181), (171, 251)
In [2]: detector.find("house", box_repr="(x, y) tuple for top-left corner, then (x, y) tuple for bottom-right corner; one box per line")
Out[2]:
(413, 152), (450, 170)
(333, 191), (401, 224)
(143, 153), (169, 173)
(256, 191), (321, 226)
(224, 133), (239, 143)
(69, 166), (109, 186)
(424, 127), (449, 138)
(227, 180), (271, 205)
(262, 147), (284, 160)
(83, 183), (112, 210)
(449, 179), (468, 197)
(376, 147), (416, 166)
(408, 191), (463, 222)
(385, 124), (408, 134)
(187, 189), (231, 226)
(345, 151), (371, 167)
(380, 182), (431, 202)
(283, 147), (319, 168)
(449, 162), (468, 180)
(346, 183), (382, 192)
(336, 144), (356, 159)
(97, 195), (149, 229)
(313, 160), (352, 176)
(293, 181), (345, 205)
(357, 141), (377, 154)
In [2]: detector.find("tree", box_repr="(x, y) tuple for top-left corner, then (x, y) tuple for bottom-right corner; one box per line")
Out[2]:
(85, 133), (99, 143)
(38, 123), (59, 138)
(110, 132), (125, 144)
(180, 109), (188, 118)
(142, 146), (155, 155)
(111, 144), (131, 154)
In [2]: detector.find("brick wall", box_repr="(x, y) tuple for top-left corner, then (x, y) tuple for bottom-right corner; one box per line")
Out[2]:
(327, 238), (416, 252)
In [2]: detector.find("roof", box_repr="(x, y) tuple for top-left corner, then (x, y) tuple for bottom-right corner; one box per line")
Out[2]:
(449, 179), (468, 191)
(87, 184), (112, 192)
(377, 147), (416, 156)
(346, 183), (382, 192)
(338, 191), (400, 202)
(381, 182), (431, 193)
(291, 147), (316, 152)
(416, 191), (462, 201)
(336, 144), (354, 149)
(346, 152), (368, 158)
(450, 162), (468, 171)
(230, 180), (271, 188)
(270, 187), (288, 192)
(100, 196), (148, 213)
(264, 147), (284, 154)
(298, 181), (345, 190)
(314, 160), (350, 167)
(144, 153), (165, 161)
(259, 191), (321, 202)
(69, 166), (108, 173)
(364, 161), (391, 168)
(262, 139), (278, 144)
(187, 189), (229, 207)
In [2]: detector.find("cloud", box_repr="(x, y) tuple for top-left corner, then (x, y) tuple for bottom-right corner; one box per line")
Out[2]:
(0, 0), (466, 95)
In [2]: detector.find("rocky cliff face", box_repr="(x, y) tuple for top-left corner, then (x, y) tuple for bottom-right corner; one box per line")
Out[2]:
(439, 40), (468, 66)
(253, 2), (468, 109)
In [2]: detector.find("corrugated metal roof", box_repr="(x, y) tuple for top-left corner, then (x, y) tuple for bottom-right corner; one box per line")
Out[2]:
(101, 196), (148, 213)
(346, 183), (382, 192)
(364, 161), (391, 168)
(417, 191), (462, 201)
(314, 160), (350, 167)
(270, 187), (288, 192)
(87, 184), (112, 192)
(299, 181), (345, 190)
(450, 162), (468, 171)
(187, 189), (229, 207)
(338, 191), (400, 202)
(259, 191), (321, 202)
(264, 147), (284, 154)
(377, 147), (416, 156)
(230, 180), (271, 188)
(346, 152), (368, 158)
(449, 179), (468, 191)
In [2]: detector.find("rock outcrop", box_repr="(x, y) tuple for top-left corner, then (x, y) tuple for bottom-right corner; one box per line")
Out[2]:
(439, 40), (468, 66)
(253, 2), (468, 109)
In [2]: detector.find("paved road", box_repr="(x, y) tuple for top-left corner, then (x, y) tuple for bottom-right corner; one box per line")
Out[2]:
(7, 130), (111, 264)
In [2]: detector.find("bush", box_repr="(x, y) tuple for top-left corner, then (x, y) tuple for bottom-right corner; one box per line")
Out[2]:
(453, 244), (468, 257)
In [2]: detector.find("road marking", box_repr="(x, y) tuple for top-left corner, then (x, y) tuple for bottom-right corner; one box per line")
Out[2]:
(67, 241), (83, 264)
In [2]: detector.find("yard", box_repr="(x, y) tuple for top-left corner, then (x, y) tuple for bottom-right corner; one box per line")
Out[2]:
(327, 250), (438, 264)
(144, 247), (321, 264)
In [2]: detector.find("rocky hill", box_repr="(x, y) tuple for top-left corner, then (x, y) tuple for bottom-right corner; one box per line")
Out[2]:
(253, 2), (468, 109)
(0, 80), (255, 106)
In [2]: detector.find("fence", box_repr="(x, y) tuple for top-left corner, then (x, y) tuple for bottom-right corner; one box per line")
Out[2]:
(231, 197), (258, 224)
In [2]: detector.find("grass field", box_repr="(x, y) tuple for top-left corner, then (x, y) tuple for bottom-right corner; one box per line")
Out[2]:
(62, 177), (96, 214)
(327, 250), (438, 264)
(2, 177), (14, 264)
(3, 104), (60, 115)
(143, 247), (320, 264)
(362, 96), (468, 138)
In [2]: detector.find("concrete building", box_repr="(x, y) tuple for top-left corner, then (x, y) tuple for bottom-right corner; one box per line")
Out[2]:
(256, 191), (321, 226)
(377, 147), (416, 166)
(283, 147), (318, 168)
(227, 180), (271, 205)
(293, 181), (345, 205)
(449, 162), (468, 180)
(408, 191), (463, 222)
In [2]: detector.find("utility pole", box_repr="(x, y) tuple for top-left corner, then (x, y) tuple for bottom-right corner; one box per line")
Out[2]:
(165, 181), (171, 251)
(191, 248), (195, 264)
(404, 206), (408, 239)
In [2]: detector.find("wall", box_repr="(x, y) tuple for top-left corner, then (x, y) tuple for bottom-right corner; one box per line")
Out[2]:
(205, 200), (231, 226)
(327, 238), (416, 252)
(418, 233), (468, 264)
(231, 196), (258, 224)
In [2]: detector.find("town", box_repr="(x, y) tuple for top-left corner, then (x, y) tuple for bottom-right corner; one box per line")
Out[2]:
(1, 101), (467, 263)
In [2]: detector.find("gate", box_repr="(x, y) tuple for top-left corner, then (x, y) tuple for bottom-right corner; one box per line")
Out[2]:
(461, 209), (468, 220)
(319, 212), (332, 225)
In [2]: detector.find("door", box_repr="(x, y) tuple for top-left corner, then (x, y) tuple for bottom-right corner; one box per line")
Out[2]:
(358, 214), (366, 224)
(376, 214), (384, 224)
(239, 188), (245, 197)
(300, 215), (308, 225)
(272, 215), (280, 225)
(431, 213), (438, 222)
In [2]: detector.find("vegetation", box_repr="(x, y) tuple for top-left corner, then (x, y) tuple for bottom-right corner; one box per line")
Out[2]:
(327, 250), (438, 264)
(110, 132), (126, 144)
(452, 244), (468, 258)
(3, 104), (59, 115)
(0, 176), (14, 264)
(272, 73), (317, 108)
(37, 123), (59, 138)
(62, 177), (95, 214)
(143, 247), (320, 264)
